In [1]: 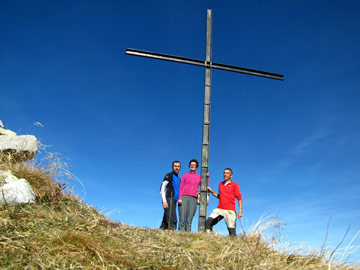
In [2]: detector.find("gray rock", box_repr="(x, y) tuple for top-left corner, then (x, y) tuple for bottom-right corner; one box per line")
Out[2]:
(0, 135), (38, 162)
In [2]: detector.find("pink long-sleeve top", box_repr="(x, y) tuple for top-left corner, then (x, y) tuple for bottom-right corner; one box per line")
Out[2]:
(179, 171), (201, 201)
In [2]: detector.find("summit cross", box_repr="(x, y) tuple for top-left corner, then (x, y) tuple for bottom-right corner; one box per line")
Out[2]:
(126, 9), (284, 232)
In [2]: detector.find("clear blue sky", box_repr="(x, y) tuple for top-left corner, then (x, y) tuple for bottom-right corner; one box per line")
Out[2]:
(1, 0), (359, 261)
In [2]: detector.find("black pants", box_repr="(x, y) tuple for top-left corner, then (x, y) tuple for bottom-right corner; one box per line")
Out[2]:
(160, 197), (177, 230)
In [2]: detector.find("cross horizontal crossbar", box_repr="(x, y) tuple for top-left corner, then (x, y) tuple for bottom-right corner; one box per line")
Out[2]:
(126, 48), (284, 81)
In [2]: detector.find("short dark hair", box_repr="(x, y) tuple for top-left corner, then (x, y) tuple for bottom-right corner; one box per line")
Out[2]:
(172, 160), (181, 167)
(189, 159), (199, 168)
(224, 168), (233, 175)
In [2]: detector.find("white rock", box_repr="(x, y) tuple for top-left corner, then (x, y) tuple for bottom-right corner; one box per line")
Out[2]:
(0, 135), (37, 151)
(0, 120), (16, 135)
(0, 170), (18, 183)
(0, 135), (38, 162)
(0, 127), (17, 136)
(0, 178), (36, 204)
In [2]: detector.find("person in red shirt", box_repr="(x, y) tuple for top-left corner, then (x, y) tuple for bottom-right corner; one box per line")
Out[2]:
(206, 168), (243, 236)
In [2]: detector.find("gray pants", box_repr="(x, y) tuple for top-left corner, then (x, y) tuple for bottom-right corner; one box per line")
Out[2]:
(160, 197), (177, 230)
(178, 195), (197, 232)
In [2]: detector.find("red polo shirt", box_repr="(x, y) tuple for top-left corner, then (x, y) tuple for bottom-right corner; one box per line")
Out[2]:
(218, 180), (242, 212)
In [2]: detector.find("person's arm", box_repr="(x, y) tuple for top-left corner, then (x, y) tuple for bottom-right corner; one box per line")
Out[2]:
(178, 174), (186, 205)
(207, 186), (219, 199)
(234, 183), (242, 218)
(160, 180), (169, 209)
(237, 199), (243, 218)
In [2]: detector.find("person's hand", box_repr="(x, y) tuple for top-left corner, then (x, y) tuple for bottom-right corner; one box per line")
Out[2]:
(206, 172), (210, 178)
(162, 202), (168, 209)
(207, 186), (213, 192)
(178, 199), (182, 205)
(237, 211), (243, 218)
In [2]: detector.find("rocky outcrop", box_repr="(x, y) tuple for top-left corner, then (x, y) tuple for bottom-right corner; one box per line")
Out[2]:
(0, 121), (39, 204)
(0, 135), (38, 162)
(0, 120), (38, 162)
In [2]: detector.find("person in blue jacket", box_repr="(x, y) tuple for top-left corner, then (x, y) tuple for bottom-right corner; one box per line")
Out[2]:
(160, 161), (181, 230)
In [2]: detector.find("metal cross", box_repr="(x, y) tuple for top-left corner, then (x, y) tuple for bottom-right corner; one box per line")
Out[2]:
(126, 9), (284, 232)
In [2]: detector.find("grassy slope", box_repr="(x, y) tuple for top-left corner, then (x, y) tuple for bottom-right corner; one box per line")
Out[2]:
(0, 159), (359, 269)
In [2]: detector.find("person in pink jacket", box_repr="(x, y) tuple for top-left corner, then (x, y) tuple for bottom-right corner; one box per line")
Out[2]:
(178, 159), (201, 232)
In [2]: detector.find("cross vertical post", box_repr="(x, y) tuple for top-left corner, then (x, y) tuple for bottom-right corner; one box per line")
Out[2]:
(198, 9), (212, 232)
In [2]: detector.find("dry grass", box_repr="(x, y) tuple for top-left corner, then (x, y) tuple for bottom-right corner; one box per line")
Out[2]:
(0, 153), (359, 269)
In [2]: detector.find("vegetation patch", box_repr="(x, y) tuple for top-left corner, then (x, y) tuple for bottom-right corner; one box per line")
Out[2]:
(0, 153), (359, 269)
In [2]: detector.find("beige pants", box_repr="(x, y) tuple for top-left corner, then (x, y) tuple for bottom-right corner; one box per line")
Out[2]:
(208, 208), (236, 228)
